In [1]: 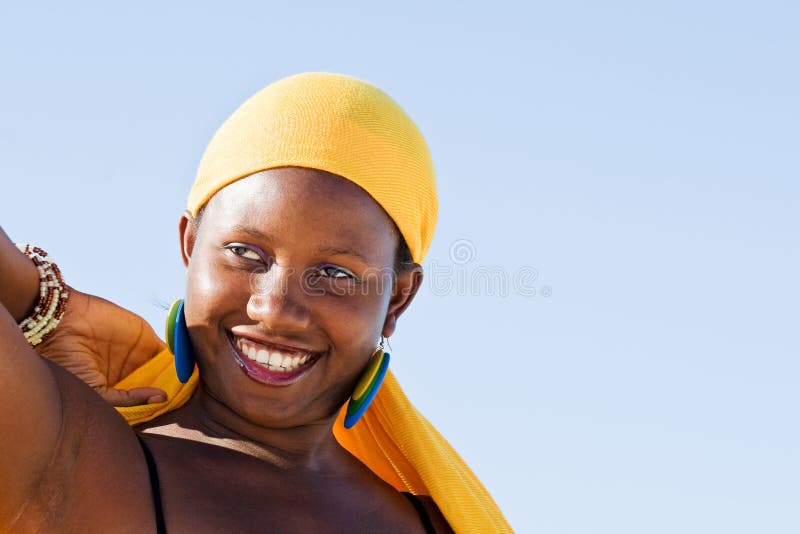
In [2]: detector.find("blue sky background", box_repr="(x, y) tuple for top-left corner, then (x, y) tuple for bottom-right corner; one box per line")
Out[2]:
(1, 1), (798, 532)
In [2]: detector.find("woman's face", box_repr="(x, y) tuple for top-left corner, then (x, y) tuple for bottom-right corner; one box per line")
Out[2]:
(178, 167), (421, 428)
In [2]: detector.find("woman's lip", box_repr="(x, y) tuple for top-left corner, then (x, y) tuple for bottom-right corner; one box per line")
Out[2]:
(229, 328), (322, 355)
(227, 333), (322, 386)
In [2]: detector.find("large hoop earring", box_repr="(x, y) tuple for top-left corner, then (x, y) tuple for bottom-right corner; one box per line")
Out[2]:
(344, 337), (391, 429)
(165, 299), (196, 383)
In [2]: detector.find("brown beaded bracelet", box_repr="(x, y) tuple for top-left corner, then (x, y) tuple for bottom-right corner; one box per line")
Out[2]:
(15, 244), (70, 346)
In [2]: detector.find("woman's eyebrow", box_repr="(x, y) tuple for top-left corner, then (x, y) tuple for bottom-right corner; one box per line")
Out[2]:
(230, 224), (276, 242)
(315, 245), (370, 264)
(230, 224), (370, 264)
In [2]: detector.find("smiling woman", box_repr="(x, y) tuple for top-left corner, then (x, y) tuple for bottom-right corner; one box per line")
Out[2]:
(179, 167), (413, 427)
(0, 72), (510, 532)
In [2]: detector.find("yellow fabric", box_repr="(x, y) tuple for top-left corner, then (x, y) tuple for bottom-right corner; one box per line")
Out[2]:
(116, 351), (512, 533)
(187, 72), (438, 264)
(115, 73), (511, 532)
(115, 349), (198, 424)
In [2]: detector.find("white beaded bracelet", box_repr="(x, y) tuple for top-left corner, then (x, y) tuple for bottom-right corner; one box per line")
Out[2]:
(15, 244), (70, 346)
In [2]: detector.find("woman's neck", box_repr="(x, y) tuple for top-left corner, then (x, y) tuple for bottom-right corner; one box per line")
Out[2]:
(140, 386), (346, 472)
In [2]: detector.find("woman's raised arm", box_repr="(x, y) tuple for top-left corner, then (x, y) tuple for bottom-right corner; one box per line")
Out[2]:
(0, 227), (64, 524)
(0, 227), (167, 407)
(0, 227), (166, 530)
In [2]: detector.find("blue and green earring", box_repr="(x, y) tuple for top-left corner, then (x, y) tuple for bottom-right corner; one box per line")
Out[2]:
(344, 338), (391, 429)
(165, 299), (196, 383)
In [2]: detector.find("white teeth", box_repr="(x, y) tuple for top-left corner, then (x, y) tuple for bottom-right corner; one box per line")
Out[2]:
(234, 336), (316, 373)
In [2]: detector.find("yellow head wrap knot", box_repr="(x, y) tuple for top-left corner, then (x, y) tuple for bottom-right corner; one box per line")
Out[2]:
(187, 72), (438, 264)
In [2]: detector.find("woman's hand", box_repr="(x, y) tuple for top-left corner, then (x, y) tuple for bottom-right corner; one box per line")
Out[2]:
(35, 286), (167, 406)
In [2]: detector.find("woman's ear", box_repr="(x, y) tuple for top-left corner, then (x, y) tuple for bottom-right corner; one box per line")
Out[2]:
(381, 265), (423, 339)
(178, 211), (197, 268)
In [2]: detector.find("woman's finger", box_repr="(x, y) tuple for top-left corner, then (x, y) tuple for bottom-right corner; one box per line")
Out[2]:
(97, 386), (167, 407)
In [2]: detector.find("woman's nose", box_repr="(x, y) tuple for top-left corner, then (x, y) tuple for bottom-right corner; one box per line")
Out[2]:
(246, 265), (311, 331)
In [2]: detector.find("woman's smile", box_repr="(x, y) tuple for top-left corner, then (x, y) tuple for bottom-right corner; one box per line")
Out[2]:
(228, 331), (325, 386)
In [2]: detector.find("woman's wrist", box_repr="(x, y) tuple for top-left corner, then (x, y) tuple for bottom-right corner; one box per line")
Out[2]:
(0, 226), (43, 322)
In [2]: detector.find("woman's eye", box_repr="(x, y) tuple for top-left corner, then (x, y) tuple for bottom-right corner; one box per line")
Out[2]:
(318, 265), (356, 279)
(226, 244), (262, 261)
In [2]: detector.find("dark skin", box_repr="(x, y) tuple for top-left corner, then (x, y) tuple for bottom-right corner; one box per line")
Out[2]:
(0, 167), (452, 532)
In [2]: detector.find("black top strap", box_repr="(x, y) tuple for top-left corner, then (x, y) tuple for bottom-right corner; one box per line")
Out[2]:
(137, 434), (167, 534)
(401, 492), (437, 534)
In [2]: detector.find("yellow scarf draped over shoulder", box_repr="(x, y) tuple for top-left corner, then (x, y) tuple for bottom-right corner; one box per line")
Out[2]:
(117, 72), (511, 532)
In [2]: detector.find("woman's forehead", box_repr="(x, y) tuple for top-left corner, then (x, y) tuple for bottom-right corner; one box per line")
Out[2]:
(201, 168), (398, 259)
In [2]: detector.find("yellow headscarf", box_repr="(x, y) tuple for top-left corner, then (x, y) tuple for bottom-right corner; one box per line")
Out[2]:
(117, 73), (512, 533)
(188, 72), (437, 264)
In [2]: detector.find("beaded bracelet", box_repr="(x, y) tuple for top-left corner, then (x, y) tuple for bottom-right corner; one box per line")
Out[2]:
(15, 244), (70, 346)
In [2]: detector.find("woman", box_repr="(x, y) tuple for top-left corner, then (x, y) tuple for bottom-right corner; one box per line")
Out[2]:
(0, 73), (510, 532)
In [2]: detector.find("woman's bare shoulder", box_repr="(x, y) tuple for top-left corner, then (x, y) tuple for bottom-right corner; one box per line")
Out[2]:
(10, 361), (157, 532)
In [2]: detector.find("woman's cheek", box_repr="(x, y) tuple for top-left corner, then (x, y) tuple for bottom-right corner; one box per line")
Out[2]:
(317, 289), (386, 348)
(186, 259), (244, 329)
